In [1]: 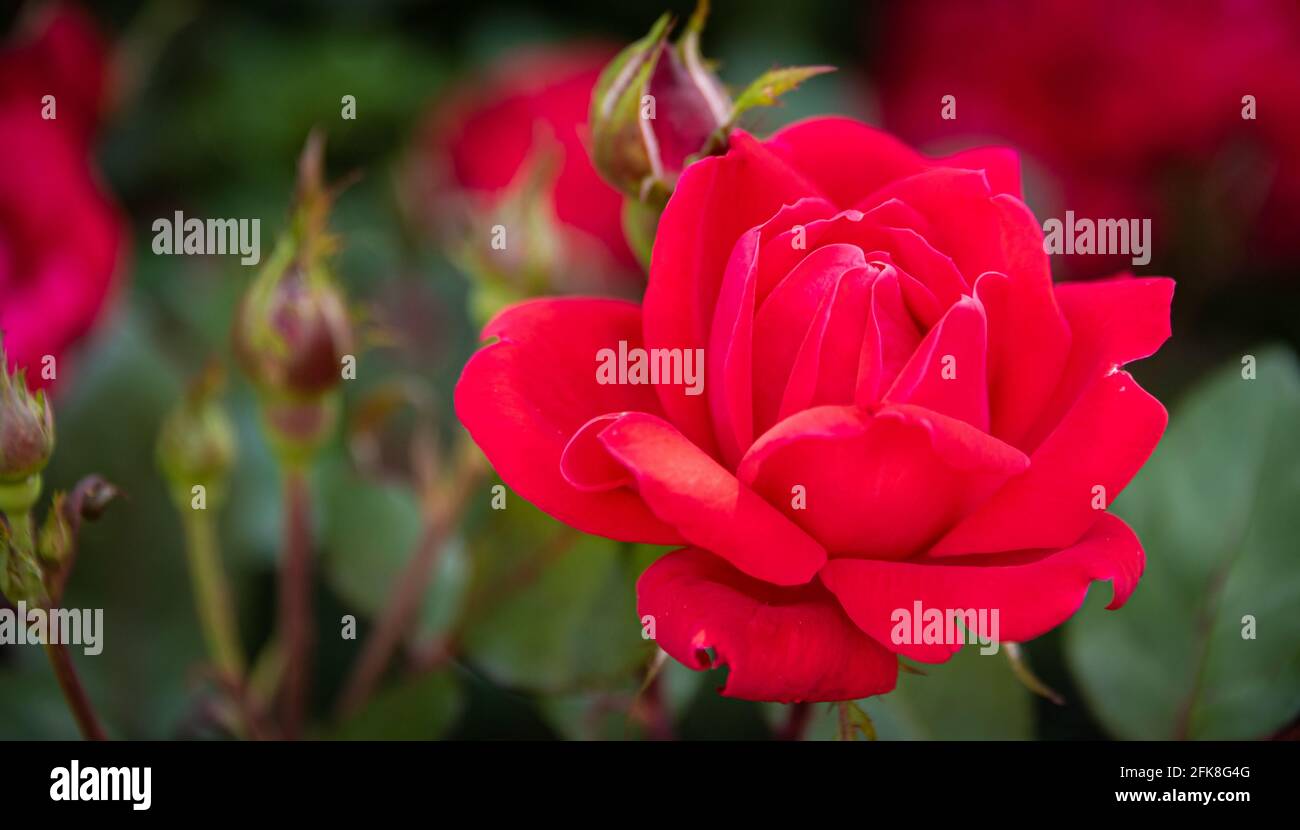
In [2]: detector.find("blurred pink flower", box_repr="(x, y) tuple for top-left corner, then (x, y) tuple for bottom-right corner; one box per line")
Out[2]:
(880, 0), (1300, 273)
(0, 3), (124, 389)
(409, 44), (641, 291)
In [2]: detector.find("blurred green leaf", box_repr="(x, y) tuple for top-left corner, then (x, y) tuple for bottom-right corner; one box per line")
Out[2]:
(538, 655), (704, 740)
(765, 647), (1033, 740)
(328, 668), (462, 740)
(34, 312), (204, 738)
(128, 24), (445, 189)
(0, 655), (84, 739)
(458, 490), (661, 693)
(727, 65), (834, 127)
(319, 460), (468, 639)
(1066, 347), (1300, 739)
(538, 689), (641, 741)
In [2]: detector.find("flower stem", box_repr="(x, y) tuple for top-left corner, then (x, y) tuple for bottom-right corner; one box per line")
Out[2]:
(638, 670), (675, 741)
(44, 640), (107, 740)
(181, 508), (244, 680)
(333, 522), (444, 719)
(776, 702), (813, 741)
(334, 456), (484, 719)
(278, 466), (314, 739)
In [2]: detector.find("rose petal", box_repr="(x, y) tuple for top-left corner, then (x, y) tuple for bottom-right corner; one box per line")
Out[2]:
(709, 198), (835, 467)
(738, 404), (1028, 560)
(855, 168), (1007, 280)
(560, 413), (634, 492)
(821, 512), (1146, 662)
(768, 117), (932, 208)
(639, 547), (899, 702)
(942, 146), (1023, 197)
(978, 196), (1073, 448)
(755, 207), (966, 310)
(929, 368), (1167, 557)
(1024, 275), (1175, 448)
(597, 412), (826, 585)
(455, 298), (681, 544)
(884, 295), (990, 431)
(856, 267), (922, 403)
(752, 244), (869, 434)
(777, 265), (875, 419)
(767, 117), (1024, 206)
(645, 131), (826, 456)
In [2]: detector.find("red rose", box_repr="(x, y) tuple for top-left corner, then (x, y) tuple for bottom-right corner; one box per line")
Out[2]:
(410, 44), (640, 289)
(879, 0), (1300, 268)
(0, 3), (123, 389)
(456, 117), (1172, 702)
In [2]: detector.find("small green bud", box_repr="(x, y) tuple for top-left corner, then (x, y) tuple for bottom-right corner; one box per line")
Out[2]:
(37, 492), (73, 564)
(157, 363), (237, 509)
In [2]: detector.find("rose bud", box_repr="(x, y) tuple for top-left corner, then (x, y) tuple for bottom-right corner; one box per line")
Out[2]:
(590, 1), (831, 211)
(589, 5), (731, 204)
(0, 343), (55, 490)
(156, 363), (237, 509)
(233, 258), (353, 399)
(232, 132), (354, 463)
(37, 492), (73, 564)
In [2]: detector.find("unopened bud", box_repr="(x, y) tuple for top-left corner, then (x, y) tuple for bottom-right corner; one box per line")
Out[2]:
(0, 345), (55, 487)
(232, 131), (355, 464)
(157, 363), (237, 509)
(589, 3), (730, 203)
(37, 492), (73, 564)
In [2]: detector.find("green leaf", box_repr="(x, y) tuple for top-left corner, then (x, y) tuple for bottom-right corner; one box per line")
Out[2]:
(538, 656), (704, 740)
(727, 65), (835, 127)
(36, 312), (202, 738)
(1066, 347), (1300, 739)
(319, 461), (468, 639)
(764, 647), (1033, 740)
(328, 669), (462, 740)
(458, 492), (663, 692)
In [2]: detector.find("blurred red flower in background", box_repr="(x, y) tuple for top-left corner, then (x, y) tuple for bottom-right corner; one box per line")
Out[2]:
(408, 44), (641, 295)
(0, 3), (123, 389)
(879, 0), (1300, 274)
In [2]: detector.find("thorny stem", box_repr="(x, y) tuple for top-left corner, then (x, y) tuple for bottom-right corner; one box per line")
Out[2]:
(278, 466), (314, 739)
(638, 670), (675, 741)
(17, 477), (119, 741)
(44, 640), (107, 740)
(18, 505), (108, 741)
(182, 508), (244, 681)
